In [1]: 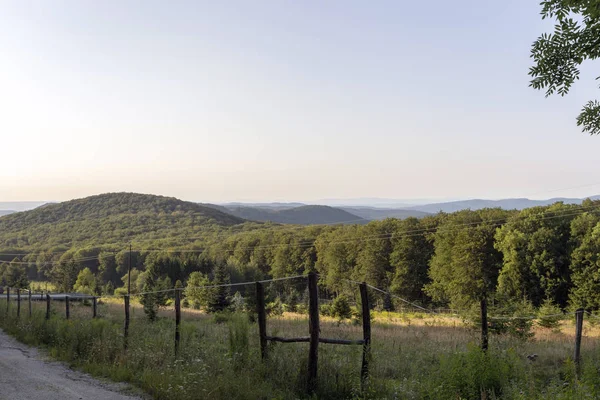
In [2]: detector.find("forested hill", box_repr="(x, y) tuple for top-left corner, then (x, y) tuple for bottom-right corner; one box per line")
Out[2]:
(0, 193), (248, 250)
(218, 205), (366, 225)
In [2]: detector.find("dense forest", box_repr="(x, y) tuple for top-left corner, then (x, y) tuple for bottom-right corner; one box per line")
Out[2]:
(1, 193), (600, 315)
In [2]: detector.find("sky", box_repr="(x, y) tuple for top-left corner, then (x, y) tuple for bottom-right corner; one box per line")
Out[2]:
(1, 0), (599, 204)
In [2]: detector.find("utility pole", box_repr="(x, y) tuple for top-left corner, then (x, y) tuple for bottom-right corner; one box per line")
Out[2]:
(128, 244), (132, 295)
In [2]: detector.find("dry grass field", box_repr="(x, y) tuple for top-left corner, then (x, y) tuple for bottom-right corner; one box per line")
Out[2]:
(2, 296), (600, 399)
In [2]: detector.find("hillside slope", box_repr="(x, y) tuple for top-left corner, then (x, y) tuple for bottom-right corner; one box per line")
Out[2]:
(0, 193), (246, 250)
(224, 205), (365, 225)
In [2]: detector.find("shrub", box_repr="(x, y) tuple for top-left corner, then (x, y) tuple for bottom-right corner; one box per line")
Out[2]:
(266, 297), (284, 316)
(319, 303), (332, 317)
(538, 298), (563, 330)
(330, 295), (352, 321)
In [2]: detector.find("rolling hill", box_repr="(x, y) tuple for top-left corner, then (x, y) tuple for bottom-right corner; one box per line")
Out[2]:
(218, 205), (366, 225)
(340, 207), (431, 220)
(0, 193), (247, 251)
(405, 196), (600, 213)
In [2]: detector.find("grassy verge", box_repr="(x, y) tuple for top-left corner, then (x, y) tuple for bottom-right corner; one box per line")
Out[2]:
(1, 299), (600, 399)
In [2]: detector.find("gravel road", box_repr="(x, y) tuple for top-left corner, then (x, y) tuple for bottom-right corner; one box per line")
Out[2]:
(0, 329), (143, 400)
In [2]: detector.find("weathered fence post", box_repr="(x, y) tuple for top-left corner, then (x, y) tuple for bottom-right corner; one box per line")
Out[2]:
(46, 294), (51, 320)
(124, 295), (130, 350)
(575, 307), (584, 371)
(28, 289), (32, 317)
(92, 297), (97, 318)
(307, 272), (320, 394)
(6, 287), (9, 313)
(480, 297), (488, 352)
(256, 281), (267, 359)
(175, 289), (181, 355)
(17, 289), (21, 318)
(359, 282), (371, 387)
(65, 296), (70, 319)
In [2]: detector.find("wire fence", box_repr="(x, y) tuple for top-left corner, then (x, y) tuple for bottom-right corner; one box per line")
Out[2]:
(0, 275), (595, 393)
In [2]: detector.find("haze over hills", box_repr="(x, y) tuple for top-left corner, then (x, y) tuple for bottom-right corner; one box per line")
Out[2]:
(404, 196), (600, 214)
(217, 205), (367, 225)
(3, 194), (600, 228)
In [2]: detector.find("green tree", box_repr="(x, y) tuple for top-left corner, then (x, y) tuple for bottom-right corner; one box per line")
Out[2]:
(73, 267), (96, 295)
(140, 272), (158, 321)
(496, 203), (576, 307)
(529, 0), (600, 135)
(330, 295), (352, 321)
(389, 217), (435, 303)
(207, 263), (230, 313)
(425, 209), (508, 309)
(3, 258), (29, 289)
(568, 213), (600, 309)
(51, 260), (79, 292)
(185, 271), (211, 309)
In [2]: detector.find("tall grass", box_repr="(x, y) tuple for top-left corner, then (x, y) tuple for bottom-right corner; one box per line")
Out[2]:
(2, 300), (600, 399)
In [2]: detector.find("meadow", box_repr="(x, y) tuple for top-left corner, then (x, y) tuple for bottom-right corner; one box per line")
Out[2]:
(2, 294), (600, 400)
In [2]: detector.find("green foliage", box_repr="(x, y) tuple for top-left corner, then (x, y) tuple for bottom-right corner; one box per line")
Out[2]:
(529, 0), (600, 135)
(422, 344), (523, 399)
(426, 209), (509, 309)
(267, 297), (284, 316)
(496, 204), (576, 307)
(487, 300), (536, 341)
(330, 295), (352, 321)
(73, 267), (96, 295)
(206, 263), (230, 313)
(0, 259), (29, 288)
(185, 271), (211, 309)
(538, 298), (564, 330)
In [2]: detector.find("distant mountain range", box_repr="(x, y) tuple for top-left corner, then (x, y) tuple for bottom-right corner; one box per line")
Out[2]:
(203, 204), (366, 225)
(211, 195), (600, 224)
(3, 195), (600, 226)
(402, 196), (600, 214)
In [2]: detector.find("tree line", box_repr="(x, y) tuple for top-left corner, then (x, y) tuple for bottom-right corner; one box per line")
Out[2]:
(2, 199), (600, 316)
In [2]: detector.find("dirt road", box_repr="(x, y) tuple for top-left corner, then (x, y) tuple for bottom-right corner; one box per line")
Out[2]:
(0, 329), (142, 400)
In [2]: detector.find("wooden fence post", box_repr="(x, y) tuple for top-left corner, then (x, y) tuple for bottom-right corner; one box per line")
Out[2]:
(256, 281), (267, 359)
(307, 272), (320, 394)
(124, 295), (130, 350)
(175, 289), (181, 355)
(17, 289), (21, 318)
(46, 294), (51, 320)
(359, 282), (371, 387)
(92, 297), (97, 318)
(28, 289), (32, 317)
(6, 287), (9, 313)
(575, 307), (584, 371)
(480, 297), (488, 352)
(65, 296), (70, 319)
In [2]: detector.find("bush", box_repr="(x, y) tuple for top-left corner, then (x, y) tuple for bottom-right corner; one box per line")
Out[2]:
(538, 298), (563, 330)
(330, 295), (352, 321)
(266, 297), (284, 316)
(319, 303), (332, 317)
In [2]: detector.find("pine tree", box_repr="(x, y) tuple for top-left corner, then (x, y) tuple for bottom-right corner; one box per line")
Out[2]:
(207, 263), (230, 313)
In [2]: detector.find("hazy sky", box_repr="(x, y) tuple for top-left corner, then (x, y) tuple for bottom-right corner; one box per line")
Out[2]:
(1, 1), (598, 203)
